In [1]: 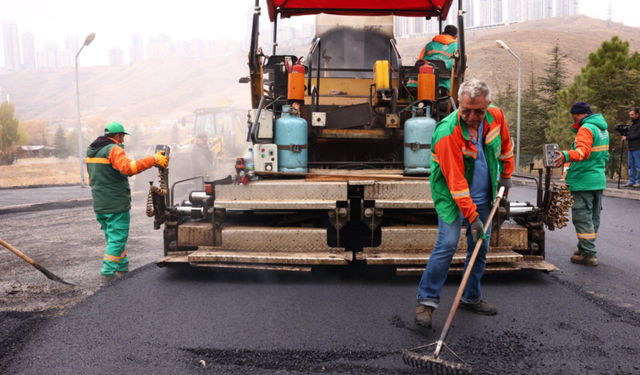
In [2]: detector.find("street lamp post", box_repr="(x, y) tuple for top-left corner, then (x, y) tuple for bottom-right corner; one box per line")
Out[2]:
(75, 33), (96, 188)
(496, 39), (521, 173)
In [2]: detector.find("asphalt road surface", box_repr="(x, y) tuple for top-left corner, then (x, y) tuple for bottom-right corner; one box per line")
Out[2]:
(2, 186), (640, 374)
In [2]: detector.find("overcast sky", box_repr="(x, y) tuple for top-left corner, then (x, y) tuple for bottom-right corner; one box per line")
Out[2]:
(1, 0), (639, 68)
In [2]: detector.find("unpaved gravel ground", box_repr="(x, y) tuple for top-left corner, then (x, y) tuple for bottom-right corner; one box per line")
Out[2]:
(0, 193), (159, 314)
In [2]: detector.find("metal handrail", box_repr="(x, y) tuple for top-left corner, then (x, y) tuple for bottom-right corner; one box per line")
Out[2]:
(389, 39), (403, 91)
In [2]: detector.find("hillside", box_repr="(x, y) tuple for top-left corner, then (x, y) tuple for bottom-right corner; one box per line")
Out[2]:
(1, 15), (638, 124)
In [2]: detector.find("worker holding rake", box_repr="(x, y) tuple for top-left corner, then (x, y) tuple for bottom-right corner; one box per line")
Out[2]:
(415, 79), (514, 329)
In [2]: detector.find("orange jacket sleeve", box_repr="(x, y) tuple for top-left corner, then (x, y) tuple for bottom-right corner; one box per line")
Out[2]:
(108, 146), (156, 176)
(564, 125), (593, 162)
(434, 133), (479, 223)
(418, 45), (426, 60)
(493, 108), (515, 178)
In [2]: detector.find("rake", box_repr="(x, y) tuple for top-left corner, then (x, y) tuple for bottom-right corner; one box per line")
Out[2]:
(0, 237), (79, 286)
(402, 186), (506, 374)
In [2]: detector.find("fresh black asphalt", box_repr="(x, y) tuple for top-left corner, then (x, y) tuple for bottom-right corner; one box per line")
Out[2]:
(3, 186), (640, 374)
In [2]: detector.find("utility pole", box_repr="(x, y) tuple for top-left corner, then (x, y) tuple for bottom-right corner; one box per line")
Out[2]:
(75, 33), (95, 188)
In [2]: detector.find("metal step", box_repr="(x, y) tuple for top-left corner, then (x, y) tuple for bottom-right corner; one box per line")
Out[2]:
(356, 247), (523, 265)
(396, 256), (558, 276)
(187, 247), (352, 265)
(363, 223), (528, 252)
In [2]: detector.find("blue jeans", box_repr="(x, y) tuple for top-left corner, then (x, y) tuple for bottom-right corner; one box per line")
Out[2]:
(417, 201), (492, 308)
(628, 150), (640, 184)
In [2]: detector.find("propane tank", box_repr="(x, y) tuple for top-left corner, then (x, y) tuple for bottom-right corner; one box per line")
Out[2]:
(275, 103), (308, 172)
(417, 64), (436, 101)
(288, 64), (305, 101)
(404, 104), (437, 174)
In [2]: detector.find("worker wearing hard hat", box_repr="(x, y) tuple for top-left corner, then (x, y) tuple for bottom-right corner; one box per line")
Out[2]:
(417, 25), (458, 92)
(85, 122), (169, 287)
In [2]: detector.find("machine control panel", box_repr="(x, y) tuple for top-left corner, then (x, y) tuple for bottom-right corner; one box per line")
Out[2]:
(542, 144), (559, 168)
(312, 112), (326, 127)
(250, 109), (274, 139)
(155, 144), (171, 158)
(254, 144), (278, 172)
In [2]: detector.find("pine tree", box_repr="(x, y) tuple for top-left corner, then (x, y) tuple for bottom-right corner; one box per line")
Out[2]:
(53, 126), (69, 158)
(518, 69), (547, 158)
(539, 41), (568, 109)
(545, 76), (591, 149)
(581, 36), (640, 122)
(494, 83), (517, 123)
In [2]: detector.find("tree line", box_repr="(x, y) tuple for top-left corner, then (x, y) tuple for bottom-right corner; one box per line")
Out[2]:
(494, 36), (640, 176)
(0, 105), (182, 165)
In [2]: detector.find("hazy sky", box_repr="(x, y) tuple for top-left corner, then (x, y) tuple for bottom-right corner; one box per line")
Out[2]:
(1, 0), (639, 68)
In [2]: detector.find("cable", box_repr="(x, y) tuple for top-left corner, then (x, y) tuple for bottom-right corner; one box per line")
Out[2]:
(146, 169), (168, 217)
(547, 183), (573, 229)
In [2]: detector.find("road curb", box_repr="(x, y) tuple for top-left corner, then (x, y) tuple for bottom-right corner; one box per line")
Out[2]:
(513, 178), (640, 201)
(0, 198), (93, 215)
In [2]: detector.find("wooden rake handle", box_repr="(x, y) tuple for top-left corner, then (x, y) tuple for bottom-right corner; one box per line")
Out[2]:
(0, 237), (79, 286)
(434, 186), (506, 357)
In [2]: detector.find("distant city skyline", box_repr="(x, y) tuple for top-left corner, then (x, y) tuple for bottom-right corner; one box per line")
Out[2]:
(1, 0), (638, 70)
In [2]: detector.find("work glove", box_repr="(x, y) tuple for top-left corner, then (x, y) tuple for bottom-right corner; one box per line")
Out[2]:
(470, 217), (485, 242)
(498, 177), (512, 192)
(154, 150), (169, 168)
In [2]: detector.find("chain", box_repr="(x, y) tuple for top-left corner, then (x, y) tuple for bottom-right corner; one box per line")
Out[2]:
(547, 183), (573, 229)
(146, 169), (168, 217)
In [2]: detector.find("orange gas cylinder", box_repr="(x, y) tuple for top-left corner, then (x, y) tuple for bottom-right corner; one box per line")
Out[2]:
(417, 64), (436, 101)
(288, 64), (305, 101)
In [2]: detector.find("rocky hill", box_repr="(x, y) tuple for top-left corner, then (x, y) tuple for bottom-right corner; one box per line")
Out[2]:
(0, 15), (638, 124)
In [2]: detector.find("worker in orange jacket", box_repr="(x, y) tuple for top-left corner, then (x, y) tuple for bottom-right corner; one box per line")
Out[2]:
(417, 25), (458, 92)
(415, 79), (514, 329)
(86, 122), (169, 287)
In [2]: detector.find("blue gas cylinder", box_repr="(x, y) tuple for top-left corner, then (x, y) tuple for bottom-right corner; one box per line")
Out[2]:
(404, 105), (437, 174)
(275, 105), (308, 172)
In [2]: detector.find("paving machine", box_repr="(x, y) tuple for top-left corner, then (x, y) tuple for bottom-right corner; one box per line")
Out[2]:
(150, 0), (564, 274)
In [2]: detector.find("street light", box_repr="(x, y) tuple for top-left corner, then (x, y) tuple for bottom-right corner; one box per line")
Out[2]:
(75, 32), (95, 188)
(495, 39), (521, 173)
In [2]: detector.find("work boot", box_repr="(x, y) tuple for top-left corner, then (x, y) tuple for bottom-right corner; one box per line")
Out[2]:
(459, 300), (498, 315)
(100, 275), (115, 287)
(573, 249), (581, 256)
(115, 271), (129, 279)
(633, 184), (640, 188)
(571, 254), (598, 266)
(414, 304), (435, 328)
(621, 182), (635, 188)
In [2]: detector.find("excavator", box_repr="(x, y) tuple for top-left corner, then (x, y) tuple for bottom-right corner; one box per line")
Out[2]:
(136, 101), (248, 197)
(149, 0), (567, 275)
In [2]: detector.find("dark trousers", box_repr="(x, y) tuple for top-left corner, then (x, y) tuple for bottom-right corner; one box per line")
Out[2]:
(571, 190), (603, 257)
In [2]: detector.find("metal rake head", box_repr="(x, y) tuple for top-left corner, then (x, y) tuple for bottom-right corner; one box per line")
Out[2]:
(402, 350), (472, 375)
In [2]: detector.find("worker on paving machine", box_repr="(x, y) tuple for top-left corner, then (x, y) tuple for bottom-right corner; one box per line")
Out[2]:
(86, 122), (169, 287)
(417, 25), (458, 93)
(414, 79), (514, 329)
